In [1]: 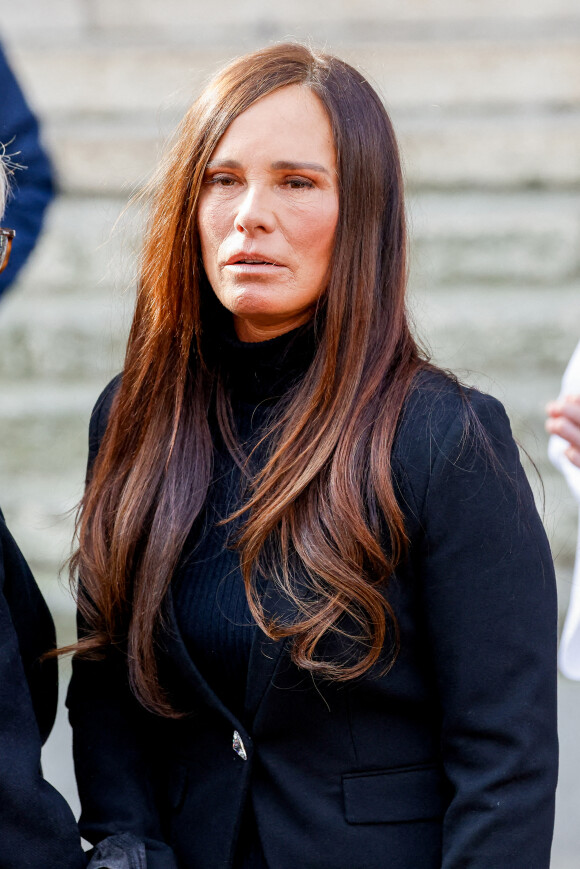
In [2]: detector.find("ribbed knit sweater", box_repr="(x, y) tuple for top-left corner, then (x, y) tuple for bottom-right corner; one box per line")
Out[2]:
(171, 321), (316, 867)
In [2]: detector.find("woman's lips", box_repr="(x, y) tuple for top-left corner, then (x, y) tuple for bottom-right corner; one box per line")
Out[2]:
(224, 253), (284, 267)
(225, 262), (283, 270)
(224, 256), (285, 275)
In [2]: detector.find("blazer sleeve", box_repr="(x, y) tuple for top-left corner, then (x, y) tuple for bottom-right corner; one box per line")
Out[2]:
(415, 389), (558, 867)
(0, 516), (86, 869)
(66, 377), (179, 869)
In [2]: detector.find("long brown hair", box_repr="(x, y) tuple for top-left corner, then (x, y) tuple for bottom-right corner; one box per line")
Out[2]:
(71, 43), (427, 716)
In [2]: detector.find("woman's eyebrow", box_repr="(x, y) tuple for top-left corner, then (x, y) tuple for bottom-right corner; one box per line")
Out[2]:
(205, 159), (241, 169)
(271, 160), (329, 174)
(205, 159), (330, 174)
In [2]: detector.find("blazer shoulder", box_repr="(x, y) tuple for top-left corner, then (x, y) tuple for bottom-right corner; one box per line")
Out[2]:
(396, 367), (510, 452)
(88, 373), (122, 470)
(392, 367), (515, 516)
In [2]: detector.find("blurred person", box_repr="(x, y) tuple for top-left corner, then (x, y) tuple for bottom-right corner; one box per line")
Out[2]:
(0, 157), (85, 866)
(547, 345), (580, 679)
(67, 44), (558, 869)
(0, 40), (54, 298)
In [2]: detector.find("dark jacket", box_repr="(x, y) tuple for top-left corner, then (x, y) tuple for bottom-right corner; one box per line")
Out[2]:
(68, 372), (558, 869)
(0, 509), (85, 868)
(0, 42), (55, 297)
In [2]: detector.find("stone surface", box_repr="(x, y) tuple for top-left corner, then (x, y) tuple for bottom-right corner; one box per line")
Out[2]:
(4, 195), (142, 296)
(0, 0), (86, 40)
(7, 41), (580, 116)
(0, 296), (129, 380)
(31, 113), (579, 195)
(409, 191), (580, 287)
(401, 113), (580, 189)
(411, 285), (580, 377)
(86, 0), (580, 34)
(12, 192), (577, 295)
(2, 193), (578, 385)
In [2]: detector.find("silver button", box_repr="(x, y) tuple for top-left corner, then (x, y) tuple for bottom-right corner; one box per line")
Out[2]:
(232, 730), (247, 761)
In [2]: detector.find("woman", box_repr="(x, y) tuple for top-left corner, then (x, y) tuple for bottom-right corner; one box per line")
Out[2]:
(0, 157), (85, 868)
(67, 44), (558, 869)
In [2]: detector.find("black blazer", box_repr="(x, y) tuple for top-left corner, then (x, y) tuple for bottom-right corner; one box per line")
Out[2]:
(67, 374), (558, 869)
(0, 510), (85, 868)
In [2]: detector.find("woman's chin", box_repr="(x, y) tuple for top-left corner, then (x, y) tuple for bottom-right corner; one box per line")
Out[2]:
(224, 287), (297, 322)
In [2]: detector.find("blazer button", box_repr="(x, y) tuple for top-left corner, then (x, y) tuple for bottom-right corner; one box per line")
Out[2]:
(232, 730), (248, 761)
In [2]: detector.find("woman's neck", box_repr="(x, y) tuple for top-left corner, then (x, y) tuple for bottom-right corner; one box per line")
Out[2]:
(232, 309), (316, 344)
(217, 316), (318, 405)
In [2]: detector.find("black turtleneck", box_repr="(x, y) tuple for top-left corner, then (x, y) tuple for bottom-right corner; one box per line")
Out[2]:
(172, 321), (316, 720)
(172, 321), (316, 868)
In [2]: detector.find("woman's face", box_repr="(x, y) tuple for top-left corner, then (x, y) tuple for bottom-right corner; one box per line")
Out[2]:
(197, 85), (339, 342)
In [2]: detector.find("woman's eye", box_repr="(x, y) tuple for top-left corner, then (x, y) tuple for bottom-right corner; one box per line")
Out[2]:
(285, 177), (314, 190)
(207, 175), (238, 187)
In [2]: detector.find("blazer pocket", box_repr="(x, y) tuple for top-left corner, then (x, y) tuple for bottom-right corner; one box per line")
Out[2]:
(342, 764), (448, 824)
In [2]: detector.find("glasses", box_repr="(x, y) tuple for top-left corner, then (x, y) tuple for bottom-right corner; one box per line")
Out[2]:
(0, 229), (15, 274)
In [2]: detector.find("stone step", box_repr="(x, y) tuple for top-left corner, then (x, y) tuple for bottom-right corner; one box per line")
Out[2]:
(0, 366), (575, 503)
(5, 0), (580, 43)
(412, 283), (580, 379)
(0, 402), (93, 479)
(8, 39), (580, 120)
(0, 322), (573, 553)
(1, 413), (575, 553)
(9, 188), (580, 308)
(0, 344), (569, 454)
(0, 380), (103, 492)
(34, 560), (580, 633)
(409, 191), (580, 287)
(0, 361), (573, 562)
(0, 475), (83, 575)
(85, 0), (580, 30)
(6, 195), (142, 297)
(2, 0), (85, 40)
(401, 112), (580, 191)
(0, 293), (129, 381)
(1, 439), (575, 583)
(0, 277), (576, 384)
(34, 110), (579, 196)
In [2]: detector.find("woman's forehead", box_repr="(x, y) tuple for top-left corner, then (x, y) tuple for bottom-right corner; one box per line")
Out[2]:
(209, 85), (336, 169)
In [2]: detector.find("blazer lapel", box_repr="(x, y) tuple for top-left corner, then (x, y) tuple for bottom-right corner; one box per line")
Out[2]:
(163, 579), (293, 727)
(163, 587), (238, 725)
(244, 578), (293, 724)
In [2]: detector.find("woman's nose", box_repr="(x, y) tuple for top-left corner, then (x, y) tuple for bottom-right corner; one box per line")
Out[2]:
(234, 186), (276, 235)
